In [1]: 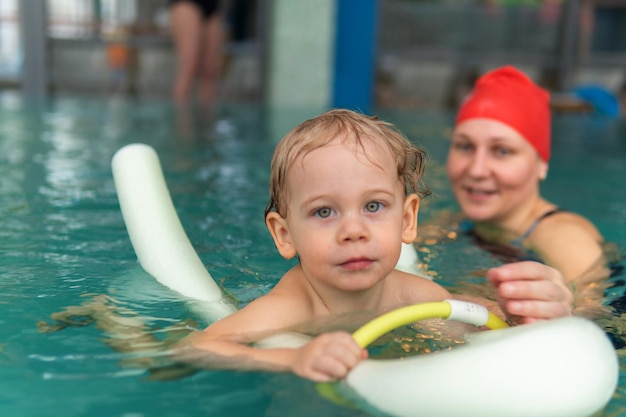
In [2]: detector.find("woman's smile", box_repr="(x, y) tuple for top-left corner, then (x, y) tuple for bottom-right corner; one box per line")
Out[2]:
(463, 185), (497, 202)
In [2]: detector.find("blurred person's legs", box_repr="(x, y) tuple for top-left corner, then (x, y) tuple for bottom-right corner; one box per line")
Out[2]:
(199, 11), (224, 105)
(170, 0), (223, 104)
(171, 1), (202, 103)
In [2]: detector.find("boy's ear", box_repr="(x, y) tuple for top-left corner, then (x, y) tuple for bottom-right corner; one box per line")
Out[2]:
(266, 212), (297, 259)
(401, 194), (420, 244)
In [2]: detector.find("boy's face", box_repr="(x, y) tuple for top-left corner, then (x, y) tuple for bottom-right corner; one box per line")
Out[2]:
(266, 137), (419, 296)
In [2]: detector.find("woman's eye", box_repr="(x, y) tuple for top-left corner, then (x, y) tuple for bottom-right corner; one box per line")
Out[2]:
(494, 147), (512, 157)
(453, 142), (472, 152)
(315, 207), (332, 218)
(365, 201), (382, 213)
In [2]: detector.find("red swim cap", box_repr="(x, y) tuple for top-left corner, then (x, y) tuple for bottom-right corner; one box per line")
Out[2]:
(455, 66), (551, 161)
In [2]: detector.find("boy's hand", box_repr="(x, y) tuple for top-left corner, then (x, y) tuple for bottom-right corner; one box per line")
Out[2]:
(487, 261), (573, 324)
(291, 331), (367, 382)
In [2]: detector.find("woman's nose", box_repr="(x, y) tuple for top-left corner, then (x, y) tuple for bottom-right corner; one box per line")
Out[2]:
(467, 151), (489, 178)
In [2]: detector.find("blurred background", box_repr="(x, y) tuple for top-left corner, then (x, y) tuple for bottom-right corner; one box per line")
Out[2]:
(0, 0), (624, 114)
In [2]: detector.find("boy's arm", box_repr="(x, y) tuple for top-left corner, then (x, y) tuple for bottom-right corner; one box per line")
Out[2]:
(174, 296), (366, 382)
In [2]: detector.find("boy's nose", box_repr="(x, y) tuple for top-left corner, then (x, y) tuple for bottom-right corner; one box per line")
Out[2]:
(338, 213), (369, 242)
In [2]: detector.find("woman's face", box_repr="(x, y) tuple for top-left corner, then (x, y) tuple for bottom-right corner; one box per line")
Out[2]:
(446, 118), (548, 226)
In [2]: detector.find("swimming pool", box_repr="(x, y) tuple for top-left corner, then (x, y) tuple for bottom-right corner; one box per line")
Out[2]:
(1, 93), (625, 416)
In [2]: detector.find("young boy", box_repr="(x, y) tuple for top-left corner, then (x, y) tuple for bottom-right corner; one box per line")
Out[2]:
(181, 109), (572, 382)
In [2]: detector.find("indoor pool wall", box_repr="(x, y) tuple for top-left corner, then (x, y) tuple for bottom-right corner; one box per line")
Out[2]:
(1, 93), (625, 416)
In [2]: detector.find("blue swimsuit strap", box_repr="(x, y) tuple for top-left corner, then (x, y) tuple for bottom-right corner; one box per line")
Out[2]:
(517, 208), (564, 242)
(460, 208), (565, 264)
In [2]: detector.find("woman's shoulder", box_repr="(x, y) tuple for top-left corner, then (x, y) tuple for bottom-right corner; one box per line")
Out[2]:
(531, 210), (603, 243)
(528, 210), (606, 282)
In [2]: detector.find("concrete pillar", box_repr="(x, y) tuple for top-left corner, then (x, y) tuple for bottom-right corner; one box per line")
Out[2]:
(19, 0), (49, 97)
(265, 0), (335, 111)
(264, 0), (336, 140)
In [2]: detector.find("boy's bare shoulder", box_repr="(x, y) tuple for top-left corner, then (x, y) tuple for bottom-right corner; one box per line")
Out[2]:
(211, 268), (314, 333)
(385, 270), (451, 306)
(197, 288), (312, 345)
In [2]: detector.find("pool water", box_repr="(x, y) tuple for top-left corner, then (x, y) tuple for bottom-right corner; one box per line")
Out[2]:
(1, 93), (625, 416)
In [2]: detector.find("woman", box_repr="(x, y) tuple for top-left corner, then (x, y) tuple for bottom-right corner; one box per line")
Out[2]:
(445, 65), (609, 316)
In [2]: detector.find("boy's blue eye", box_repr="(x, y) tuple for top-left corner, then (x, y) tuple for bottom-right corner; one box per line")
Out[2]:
(365, 201), (382, 213)
(315, 207), (332, 218)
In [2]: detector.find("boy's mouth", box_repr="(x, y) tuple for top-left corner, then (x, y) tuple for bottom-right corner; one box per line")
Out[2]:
(340, 257), (373, 271)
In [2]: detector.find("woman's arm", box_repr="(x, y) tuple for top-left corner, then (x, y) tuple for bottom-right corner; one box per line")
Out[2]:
(529, 213), (610, 317)
(486, 261), (574, 324)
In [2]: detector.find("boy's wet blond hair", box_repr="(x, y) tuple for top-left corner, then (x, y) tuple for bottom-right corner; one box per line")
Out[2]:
(265, 109), (430, 218)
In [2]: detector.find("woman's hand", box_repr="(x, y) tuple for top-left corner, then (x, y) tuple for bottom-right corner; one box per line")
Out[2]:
(290, 331), (367, 382)
(487, 261), (573, 324)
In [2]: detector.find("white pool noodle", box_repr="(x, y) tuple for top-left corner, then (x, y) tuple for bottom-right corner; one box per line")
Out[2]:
(112, 143), (236, 321)
(345, 316), (618, 417)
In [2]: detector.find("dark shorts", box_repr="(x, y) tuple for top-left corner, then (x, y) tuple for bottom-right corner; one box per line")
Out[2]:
(170, 0), (220, 20)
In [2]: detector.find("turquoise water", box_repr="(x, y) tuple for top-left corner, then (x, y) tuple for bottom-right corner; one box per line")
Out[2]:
(1, 93), (625, 416)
